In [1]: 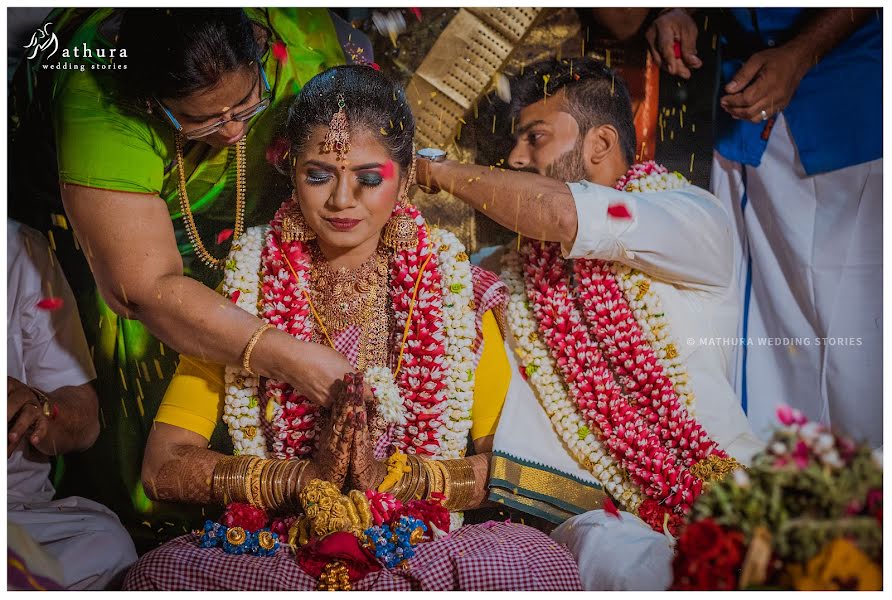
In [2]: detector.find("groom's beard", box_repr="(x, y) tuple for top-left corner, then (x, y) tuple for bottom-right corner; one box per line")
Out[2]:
(545, 137), (588, 183)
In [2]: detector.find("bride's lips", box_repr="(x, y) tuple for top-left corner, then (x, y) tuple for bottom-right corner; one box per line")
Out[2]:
(324, 217), (362, 231)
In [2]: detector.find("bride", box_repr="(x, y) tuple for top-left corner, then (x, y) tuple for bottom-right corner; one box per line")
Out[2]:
(122, 65), (580, 590)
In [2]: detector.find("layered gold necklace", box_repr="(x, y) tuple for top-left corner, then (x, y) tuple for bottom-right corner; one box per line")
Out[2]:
(308, 243), (392, 371)
(174, 134), (247, 270)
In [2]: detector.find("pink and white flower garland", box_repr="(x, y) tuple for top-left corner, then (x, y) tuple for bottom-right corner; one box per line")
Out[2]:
(503, 162), (726, 526)
(221, 203), (475, 465)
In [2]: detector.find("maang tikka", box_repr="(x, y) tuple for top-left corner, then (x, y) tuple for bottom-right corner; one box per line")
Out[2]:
(382, 151), (419, 250)
(322, 93), (350, 161)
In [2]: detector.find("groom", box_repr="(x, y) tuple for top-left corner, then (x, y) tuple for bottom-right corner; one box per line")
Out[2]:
(416, 57), (761, 590)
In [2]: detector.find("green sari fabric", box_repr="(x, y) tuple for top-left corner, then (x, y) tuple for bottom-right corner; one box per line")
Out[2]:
(10, 8), (346, 551)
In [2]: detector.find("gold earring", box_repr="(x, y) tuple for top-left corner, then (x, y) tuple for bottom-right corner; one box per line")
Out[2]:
(281, 201), (316, 243)
(383, 154), (419, 250)
(382, 210), (418, 250)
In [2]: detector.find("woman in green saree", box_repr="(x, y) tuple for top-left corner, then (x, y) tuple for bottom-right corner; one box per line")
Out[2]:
(8, 8), (369, 546)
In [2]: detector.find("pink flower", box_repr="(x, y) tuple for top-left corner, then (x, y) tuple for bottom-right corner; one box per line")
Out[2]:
(272, 40), (288, 63)
(603, 497), (622, 519)
(36, 297), (64, 311)
(366, 489), (401, 526)
(792, 440), (810, 469)
(776, 404), (807, 426)
(607, 203), (632, 220)
(216, 229), (234, 245)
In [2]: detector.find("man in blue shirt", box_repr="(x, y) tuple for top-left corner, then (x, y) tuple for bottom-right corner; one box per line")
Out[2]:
(646, 9), (882, 448)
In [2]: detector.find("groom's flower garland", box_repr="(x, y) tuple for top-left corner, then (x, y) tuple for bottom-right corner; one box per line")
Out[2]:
(503, 161), (729, 528)
(502, 251), (643, 510)
(221, 203), (475, 467)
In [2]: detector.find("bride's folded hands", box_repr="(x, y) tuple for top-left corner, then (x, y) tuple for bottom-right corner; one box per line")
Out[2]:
(300, 377), (356, 490)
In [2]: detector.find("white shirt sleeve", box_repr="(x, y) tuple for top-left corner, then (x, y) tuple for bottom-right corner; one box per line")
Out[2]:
(9, 223), (96, 392)
(562, 180), (734, 289)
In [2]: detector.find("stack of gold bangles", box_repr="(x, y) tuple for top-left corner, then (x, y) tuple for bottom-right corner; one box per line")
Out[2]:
(211, 455), (310, 512)
(378, 452), (477, 511)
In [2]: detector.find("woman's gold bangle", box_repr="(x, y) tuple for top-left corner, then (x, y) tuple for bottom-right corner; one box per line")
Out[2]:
(242, 323), (274, 375)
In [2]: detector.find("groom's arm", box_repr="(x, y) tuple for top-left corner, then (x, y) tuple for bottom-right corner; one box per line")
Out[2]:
(418, 159), (580, 246)
(419, 159), (733, 289)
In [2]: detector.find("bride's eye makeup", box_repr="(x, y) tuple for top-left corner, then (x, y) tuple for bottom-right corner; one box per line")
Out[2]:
(305, 169), (332, 185)
(357, 171), (383, 187)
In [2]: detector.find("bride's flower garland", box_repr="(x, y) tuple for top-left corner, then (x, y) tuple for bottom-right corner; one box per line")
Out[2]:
(222, 226), (269, 457)
(503, 161), (728, 528)
(221, 203), (475, 468)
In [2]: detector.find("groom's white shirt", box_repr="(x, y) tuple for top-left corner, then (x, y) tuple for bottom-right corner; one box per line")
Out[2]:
(491, 180), (762, 590)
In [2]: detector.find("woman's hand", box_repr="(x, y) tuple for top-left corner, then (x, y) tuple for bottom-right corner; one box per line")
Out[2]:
(287, 342), (355, 409)
(348, 383), (387, 492)
(303, 376), (357, 490)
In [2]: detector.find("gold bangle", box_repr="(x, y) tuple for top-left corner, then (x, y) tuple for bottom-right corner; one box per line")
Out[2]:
(436, 461), (451, 503)
(406, 455), (426, 501)
(212, 455), (255, 505)
(287, 459), (309, 511)
(243, 457), (264, 508)
(442, 459), (475, 511)
(393, 455), (417, 502)
(426, 459), (446, 498)
(242, 323), (274, 375)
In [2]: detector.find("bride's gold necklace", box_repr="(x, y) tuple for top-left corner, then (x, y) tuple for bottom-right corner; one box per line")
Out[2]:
(308, 244), (392, 370)
(175, 134), (247, 270)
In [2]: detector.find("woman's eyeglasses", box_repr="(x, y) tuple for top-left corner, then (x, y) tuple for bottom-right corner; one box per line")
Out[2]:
(155, 62), (271, 140)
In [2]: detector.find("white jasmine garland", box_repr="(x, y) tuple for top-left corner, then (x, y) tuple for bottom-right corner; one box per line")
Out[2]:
(222, 226), (269, 457)
(430, 228), (477, 459)
(501, 249), (643, 510)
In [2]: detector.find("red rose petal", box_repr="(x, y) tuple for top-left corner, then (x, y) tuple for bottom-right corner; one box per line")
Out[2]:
(603, 497), (622, 519)
(272, 40), (288, 63)
(230, 290), (241, 304)
(380, 160), (395, 180)
(36, 297), (64, 311)
(410, 8), (422, 21)
(216, 229), (234, 245)
(607, 203), (632, 220)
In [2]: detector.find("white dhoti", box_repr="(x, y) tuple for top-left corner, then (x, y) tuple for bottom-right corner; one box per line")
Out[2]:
(551, 511), (673, 590)
(7, 447), (138, 590)
(711, 113), (882, 447)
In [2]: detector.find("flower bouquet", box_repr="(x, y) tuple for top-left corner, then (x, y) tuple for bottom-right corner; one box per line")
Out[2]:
(671, 406), (882, 590)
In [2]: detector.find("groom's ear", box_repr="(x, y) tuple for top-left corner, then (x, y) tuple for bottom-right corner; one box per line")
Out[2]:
(583, 124), (620, 168)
